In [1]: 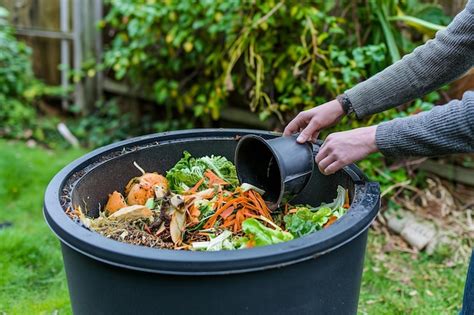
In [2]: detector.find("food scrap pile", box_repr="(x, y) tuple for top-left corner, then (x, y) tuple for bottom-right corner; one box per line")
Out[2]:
(68, 151), (350, 251)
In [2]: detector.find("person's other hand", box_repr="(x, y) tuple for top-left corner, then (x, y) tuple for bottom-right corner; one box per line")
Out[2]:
(316, 126), (378, 175)
(283, 99), (345, 143)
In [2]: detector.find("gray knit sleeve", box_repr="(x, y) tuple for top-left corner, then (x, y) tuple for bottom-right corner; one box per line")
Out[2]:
(345, 0), (474, 118)
(375, 91), (474, 158)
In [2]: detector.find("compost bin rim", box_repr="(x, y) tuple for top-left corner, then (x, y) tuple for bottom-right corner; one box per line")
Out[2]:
(44, 128), (380, 275)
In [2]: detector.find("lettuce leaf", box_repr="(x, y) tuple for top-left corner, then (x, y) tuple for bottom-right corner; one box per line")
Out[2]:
(284, 207), (331, 237)
(166, 151), (238, 193)
(241, 218), (293, 247)
(198, 155), (238, 186)
(284, 185), (348, 238)
(166, 151), (204, 193)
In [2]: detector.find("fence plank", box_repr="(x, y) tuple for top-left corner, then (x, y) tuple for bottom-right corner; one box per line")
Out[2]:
(72, 0), (103, 114)
(1, 0), (62, 84)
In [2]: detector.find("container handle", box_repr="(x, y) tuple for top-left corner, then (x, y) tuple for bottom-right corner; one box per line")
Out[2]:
(343, 164), (367, 183)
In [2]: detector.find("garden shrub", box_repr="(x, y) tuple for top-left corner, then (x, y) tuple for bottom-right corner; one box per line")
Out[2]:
(0, 7), (62, 145)
(100, 0), (449, 126)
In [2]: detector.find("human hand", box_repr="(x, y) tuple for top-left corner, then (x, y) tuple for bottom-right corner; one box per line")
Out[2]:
(283, 99), (345, 143)
(315, 126), (378, 175)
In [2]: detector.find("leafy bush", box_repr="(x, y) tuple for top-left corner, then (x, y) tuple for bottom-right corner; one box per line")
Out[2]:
(100, 0), (389, 122)
(69, 98), (193, 147)
(100, 0), (449, 126)
(0, 7), (62, 145)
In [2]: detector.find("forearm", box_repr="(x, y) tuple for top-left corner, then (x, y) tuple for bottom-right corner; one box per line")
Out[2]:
(345, 0), (474, 118)
(375, 92), (474, 158)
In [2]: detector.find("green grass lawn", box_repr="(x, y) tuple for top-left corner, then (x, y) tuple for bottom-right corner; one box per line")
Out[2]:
(360, 235), (467, 314)
(0, 140), (468, 314)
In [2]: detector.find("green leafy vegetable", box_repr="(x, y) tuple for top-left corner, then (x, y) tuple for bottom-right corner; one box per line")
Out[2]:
(198, 155), (238, 187)
(284, 185), (348, 238)
(166, 151), (204, 192)
(284, 207), (332, 237)
(241, 218), (293, 247)
(192, 230), (234, 251)
(166, 151), (238, 193)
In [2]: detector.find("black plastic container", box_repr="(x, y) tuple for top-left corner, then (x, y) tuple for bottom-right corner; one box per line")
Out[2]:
(235, 134), (315, 208)
(43, 129), (380, 315)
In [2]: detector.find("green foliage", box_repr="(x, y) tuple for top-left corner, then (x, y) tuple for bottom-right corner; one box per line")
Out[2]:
(166, 151), (238, 193)
(69, 98), (193, 148)
(0, 7), (63, 145)
(100, 0), (450, 125)
(100, 0), (389, 123)
(367, 0), (451, 63)
(69, 99), (136, 147)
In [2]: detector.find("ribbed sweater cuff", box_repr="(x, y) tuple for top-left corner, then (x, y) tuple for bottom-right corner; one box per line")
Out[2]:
(375, 122), (400, 158)
(345, 85), (376, 119)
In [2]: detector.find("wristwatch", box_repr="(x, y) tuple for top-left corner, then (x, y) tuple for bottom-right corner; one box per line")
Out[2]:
(336, 93), (355, 116)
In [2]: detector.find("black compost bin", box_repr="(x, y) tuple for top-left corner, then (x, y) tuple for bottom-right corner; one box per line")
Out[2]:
(44, 129), (380, 315)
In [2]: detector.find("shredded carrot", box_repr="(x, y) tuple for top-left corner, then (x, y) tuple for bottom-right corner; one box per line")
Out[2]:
(189, 204), (200, 218)
(246, 238), (256, 248)
(221, 213), (236, 228)
(220, 206), (235, 219)
(199, 187), (277, 232)
(204, 197), (245, 228)
(247, 190), (271, 219)
(234, 211), (244, 232)
(254, 192), (272, 217)
(204, 169), (229, 186)
(187, 178), (205, 194)
(343, 190), (350, 209)
(324, 216), (338, 228)
(246, 191), (261, 211)
(222, 219), (235, 228)
(241, 208), (257, 218)
(242, 202), (260, 212)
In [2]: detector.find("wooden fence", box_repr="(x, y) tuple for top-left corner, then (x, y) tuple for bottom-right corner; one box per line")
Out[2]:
(0, 0), (103, 114)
